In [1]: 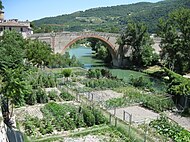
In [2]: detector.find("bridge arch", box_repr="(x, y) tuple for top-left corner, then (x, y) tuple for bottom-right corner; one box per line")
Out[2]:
(60, 35), (117, 60)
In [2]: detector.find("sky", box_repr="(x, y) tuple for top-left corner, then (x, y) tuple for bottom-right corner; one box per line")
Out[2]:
(2, 0), (161, 21)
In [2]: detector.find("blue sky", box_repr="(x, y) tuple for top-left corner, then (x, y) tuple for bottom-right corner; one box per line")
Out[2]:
(2, 0), (161, 21)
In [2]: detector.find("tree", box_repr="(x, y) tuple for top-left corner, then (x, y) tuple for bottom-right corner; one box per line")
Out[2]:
(158, 8), (190, 74)
(1, 67), (31, 126)
(25, 39), (53, 68)
(118, 21), (158, 67)
(0, 0), (4, 10)
(0, 31), (30, 125)
(0, 30), (25, 71)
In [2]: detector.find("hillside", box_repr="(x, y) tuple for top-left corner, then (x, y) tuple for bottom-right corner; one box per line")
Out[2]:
(32, 0), (190, 33)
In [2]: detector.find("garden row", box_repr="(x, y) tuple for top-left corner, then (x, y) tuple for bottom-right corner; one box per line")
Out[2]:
(105, 86), (174, 112)
(23, 102), (107, 137)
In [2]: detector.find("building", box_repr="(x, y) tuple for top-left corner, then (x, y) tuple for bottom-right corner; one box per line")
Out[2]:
(0, 10), (33, 38)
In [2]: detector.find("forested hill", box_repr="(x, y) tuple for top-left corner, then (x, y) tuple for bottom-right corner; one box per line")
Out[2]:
(32, 0), (190, 33)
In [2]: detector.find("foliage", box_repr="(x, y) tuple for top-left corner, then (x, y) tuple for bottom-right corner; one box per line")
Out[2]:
(111, 86), (174, 112)
(93, 109), (107, 125)
(87, 39), (112, 63)
(85, 78), (125, 89)
(23, 103), (107, 136)
(158, 8), (190, 74)
(0, 30), (25, 71)
(0, 0), (4, 10)
(87, 69), (112, 79)
(129, 75), (152, 89)
(25, 91), (37, 105)
(1, 67), (31, 107)
(87, 69), (102, 79)
(48, 52), (82, 68)
(25, 39), (53, 68)
(164, 67), (190, 97)
(150, 115), (190, 142)
(118, 21), (158, 67)
(60, 90), (75, 101)
(61, 68), (72, 78)
(48, 90), (58, 101)
(35, 87), (48, 104)
(82, 106), (95, 126)
(33, 0), (190, 33)
(27, 70), (57, 89)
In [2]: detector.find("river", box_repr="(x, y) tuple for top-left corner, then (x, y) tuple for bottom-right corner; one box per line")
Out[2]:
(68, 46), (106, 69)
(67, 45), (166, 93)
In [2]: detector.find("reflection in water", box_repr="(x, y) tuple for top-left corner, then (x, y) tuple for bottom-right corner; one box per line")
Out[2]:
(67, 46), (106, 69)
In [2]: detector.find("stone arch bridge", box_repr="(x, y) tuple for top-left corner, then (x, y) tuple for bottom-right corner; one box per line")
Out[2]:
(28, 32), (160, 67)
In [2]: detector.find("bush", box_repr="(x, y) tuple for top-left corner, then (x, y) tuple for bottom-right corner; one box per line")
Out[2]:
(93, 109), (107, 125)
(36, 88), (48, 104)
(87, 69), (102, 79)
(25, 92), (37, 105)
(60, 91), (75, 101)
(85, 78), (125, 89)
(129, 75), (152, 88)
(48, 90), (58, 101)
(82, 107), (95, 127)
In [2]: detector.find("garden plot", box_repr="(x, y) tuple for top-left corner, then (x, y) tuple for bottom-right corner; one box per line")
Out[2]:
(108, 106), (159, 124)
(15, 104), (44, 121)
(63, 135), (119, 142)
(83, 90), (123, 102)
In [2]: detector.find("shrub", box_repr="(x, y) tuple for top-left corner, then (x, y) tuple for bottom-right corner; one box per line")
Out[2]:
(48, 90), (58, 101)
(129, 75), (152, 88)
(36, 88), (48, 103)
(25, 92), (37, 105)
(82, 107), (95, 127)
(60, 91), (75, 101)
(93, 109), (107, 125)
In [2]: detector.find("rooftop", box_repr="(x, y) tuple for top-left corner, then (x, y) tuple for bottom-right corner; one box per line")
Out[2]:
(0, 19), (30, 27)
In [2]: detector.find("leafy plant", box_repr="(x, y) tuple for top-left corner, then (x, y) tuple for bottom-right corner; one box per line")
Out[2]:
(60, 91), (75, 101)
(48, 90), (58, 101)
(150, 115), (190, 142)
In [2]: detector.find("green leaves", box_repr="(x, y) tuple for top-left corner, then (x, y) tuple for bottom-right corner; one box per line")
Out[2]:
(158, 8), (190, 74)
(0, 30), (25, 71)
(150, 116), (190, 142)
(0, 0), (4, 10)
(164, 67), (190, 97)
(119, 21), (158, 67)
(25, 39), (53, 68)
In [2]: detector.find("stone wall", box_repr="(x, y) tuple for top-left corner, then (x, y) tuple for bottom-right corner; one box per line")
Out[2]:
(0, 111), (9, 142)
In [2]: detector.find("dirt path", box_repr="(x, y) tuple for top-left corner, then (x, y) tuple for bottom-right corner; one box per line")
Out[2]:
(108, 106), (159, 124)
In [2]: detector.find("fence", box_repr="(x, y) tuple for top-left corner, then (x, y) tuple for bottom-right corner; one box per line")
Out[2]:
(62, 86), (165, 142)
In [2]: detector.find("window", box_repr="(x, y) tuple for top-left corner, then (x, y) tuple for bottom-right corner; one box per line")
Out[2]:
(9, 27), (12, 31)
(20, 27), (23, 32)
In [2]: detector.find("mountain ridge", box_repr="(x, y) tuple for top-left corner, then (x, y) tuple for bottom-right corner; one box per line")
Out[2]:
(32, 0), (190, 33)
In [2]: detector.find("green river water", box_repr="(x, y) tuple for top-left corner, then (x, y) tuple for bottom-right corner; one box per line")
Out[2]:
(67, 46), (166, 92)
